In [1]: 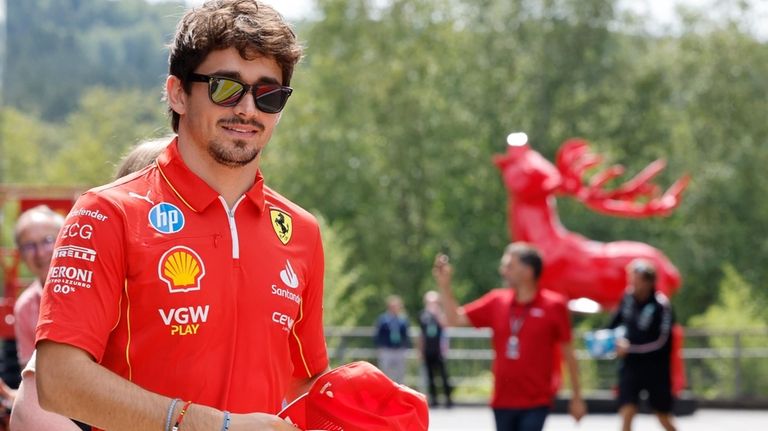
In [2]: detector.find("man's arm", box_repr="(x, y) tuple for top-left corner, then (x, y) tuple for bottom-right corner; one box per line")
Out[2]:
(36, 341), (300, 431)
(432, 254), (470, 327)
(561, 342), (587, 422)
(625, 299), (673, 354)
(10, 369), (82, 431)
(283, 367), (329, 404)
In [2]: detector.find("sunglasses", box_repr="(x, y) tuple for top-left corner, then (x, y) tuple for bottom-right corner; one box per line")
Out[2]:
(18, 235), (56, 256)
(188, 73), (293, 113)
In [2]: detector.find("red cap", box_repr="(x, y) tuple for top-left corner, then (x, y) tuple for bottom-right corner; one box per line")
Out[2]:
(278, 361), (429, 431)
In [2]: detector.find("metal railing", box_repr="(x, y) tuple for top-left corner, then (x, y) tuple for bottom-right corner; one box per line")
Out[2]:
(325, 326), (768, 405)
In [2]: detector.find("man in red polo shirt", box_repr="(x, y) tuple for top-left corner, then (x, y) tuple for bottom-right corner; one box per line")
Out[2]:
(35, 1), (328, 430)
(433, 242), (586, 431)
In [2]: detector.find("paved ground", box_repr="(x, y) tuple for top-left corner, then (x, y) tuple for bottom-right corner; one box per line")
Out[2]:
(428, 407), (768, 430)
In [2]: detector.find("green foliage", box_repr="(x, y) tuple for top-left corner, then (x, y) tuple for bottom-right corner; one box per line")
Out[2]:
(688, 264), (768, 398)
(318, 213), (377, 326)
(0, 108), (59, 184)
(2, 0), (768, 329)
(4, 0), (180, 120)
(44, 87), (168, 186)
(690, 264), (762, 329)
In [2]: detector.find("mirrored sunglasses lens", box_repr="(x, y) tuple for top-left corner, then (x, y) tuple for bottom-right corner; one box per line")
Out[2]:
(210, 78), (245, 106)
(255, 88), (287, 113)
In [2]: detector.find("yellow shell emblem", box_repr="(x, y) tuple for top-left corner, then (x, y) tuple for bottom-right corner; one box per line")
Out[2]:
(270, 209), (292, 245)
(158, 246), (206, 293)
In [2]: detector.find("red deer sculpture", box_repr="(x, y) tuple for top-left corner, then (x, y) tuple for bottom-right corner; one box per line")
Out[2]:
(493, 132), (690, 308)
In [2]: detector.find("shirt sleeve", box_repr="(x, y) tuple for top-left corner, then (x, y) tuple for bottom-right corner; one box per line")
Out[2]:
(35, 191), (127, 363)
(13, 285), (39, 365)
(608, 296), (626, 329)
(463, 290), (498, 329)
(373, 315), (387, 347)
(401, 318), (412, 348)
(21, 350), (37, 378)
(627, 295), (673, 354)
(553, 296), (573, 344)
(289, 223), (329, 378)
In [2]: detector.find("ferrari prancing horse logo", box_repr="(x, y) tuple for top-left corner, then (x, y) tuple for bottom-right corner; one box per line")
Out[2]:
(270, 209), (292, 245)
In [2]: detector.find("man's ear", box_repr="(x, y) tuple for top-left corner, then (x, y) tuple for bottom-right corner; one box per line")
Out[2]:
(166, 75), (187, 116)
(275, 112), (282, 124)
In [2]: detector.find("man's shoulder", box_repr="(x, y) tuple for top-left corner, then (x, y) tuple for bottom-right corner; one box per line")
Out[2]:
(63, 167), (160, 227)
(14, 280), (42, 311)
(80, 166), (157, 205)
(654, 291), (671, 307)
(538, 289), (569, 312)
(263, 186), (318, 226)
(539, 288), (567, 303)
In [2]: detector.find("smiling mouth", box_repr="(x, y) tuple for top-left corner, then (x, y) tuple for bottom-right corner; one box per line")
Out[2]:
(223, 124), (257, 134)
(220, 118), (264, 134)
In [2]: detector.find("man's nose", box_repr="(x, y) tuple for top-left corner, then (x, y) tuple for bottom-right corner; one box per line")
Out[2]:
(233, 90), (261, 118)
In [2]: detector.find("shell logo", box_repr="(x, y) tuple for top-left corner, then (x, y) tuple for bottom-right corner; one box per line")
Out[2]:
(158, 246), (206, 293)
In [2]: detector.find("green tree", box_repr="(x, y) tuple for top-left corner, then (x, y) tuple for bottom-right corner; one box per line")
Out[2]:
(45, 87), (168, 186)
(3, 0), (767, 329)
(688, 264), (768, 398)
(318, 213), (375, 327)
(0, 108), (60, 184)
(4, 0), (179, 120)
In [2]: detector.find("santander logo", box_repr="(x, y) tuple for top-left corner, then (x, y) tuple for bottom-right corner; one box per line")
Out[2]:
(280, 260), (299, 288)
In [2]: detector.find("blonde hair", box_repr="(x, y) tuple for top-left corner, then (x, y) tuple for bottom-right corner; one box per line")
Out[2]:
(114, 137), (171, 179)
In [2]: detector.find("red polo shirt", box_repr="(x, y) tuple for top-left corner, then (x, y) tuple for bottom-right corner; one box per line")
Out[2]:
(464, 288), (571, 409)
(37, 138), (328, 414)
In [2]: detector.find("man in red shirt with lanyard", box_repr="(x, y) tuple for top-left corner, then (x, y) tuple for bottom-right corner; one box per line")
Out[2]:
(35, 1), (328, 430)
(433, 242), (586, 431)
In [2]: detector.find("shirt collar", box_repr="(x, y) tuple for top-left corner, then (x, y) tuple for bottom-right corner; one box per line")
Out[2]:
(155, 137), (265, 213)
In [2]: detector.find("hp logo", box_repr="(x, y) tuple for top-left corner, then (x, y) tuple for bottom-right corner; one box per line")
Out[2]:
(149, 202), (185, 234)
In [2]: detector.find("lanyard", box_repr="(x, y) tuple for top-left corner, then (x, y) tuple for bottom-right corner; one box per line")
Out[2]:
(388, 318), (402, 344)
(508, 300), (531, 337)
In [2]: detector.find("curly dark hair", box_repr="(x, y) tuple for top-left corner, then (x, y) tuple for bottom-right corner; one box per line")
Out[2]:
(167, 0), (303, 132)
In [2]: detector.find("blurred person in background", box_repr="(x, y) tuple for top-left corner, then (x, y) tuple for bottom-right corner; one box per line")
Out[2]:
(433, 242), (586, 431)
(10, 137), (169, 431)
(417, 290), (453, 408)
(374, 294), (412, 383)
(13, 205), (64, 369)
(609, 259), (677, 431)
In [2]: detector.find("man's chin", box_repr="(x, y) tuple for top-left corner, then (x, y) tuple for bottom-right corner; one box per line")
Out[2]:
(208, 142), (259, 167)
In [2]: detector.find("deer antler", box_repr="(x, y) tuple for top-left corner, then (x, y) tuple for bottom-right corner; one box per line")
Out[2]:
(555, 139), (690, 218)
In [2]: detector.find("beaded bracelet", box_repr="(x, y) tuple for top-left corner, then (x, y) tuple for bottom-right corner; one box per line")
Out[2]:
(165, 398), (181, 431)
(172, 400), (193, 431)
(221, 411), (231, 431)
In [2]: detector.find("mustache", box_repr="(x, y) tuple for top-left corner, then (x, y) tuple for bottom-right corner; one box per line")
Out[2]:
(219, 117), (265, 131)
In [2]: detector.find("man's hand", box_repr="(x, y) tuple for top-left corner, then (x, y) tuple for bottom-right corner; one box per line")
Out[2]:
(431, 254), (470, 327)
(432, 254), (453, 288)
(616, 337), (630, 358)
(568, 397), (587, 423)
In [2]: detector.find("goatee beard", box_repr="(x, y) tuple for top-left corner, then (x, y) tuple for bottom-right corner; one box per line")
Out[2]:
(208, 139), (260, 168)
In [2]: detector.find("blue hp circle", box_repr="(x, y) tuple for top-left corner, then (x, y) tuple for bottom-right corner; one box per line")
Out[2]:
(148, 202), (185, 234)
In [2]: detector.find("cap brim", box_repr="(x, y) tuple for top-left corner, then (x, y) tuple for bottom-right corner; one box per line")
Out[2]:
(278, 392), (308, 429)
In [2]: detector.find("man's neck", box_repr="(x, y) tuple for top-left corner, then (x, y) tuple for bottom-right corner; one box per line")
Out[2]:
(177, 135), (260, 208)
(513, 283), (537, 304)
(632, 290), (653, 304)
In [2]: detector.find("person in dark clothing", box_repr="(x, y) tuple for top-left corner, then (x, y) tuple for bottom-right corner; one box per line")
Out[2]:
(417, 290), (453, 408)
(374, 295), (412, 383)
(609, 259), (677, 431)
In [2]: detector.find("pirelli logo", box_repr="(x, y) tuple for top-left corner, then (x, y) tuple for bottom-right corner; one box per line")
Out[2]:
(53, 245), (97, 262)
